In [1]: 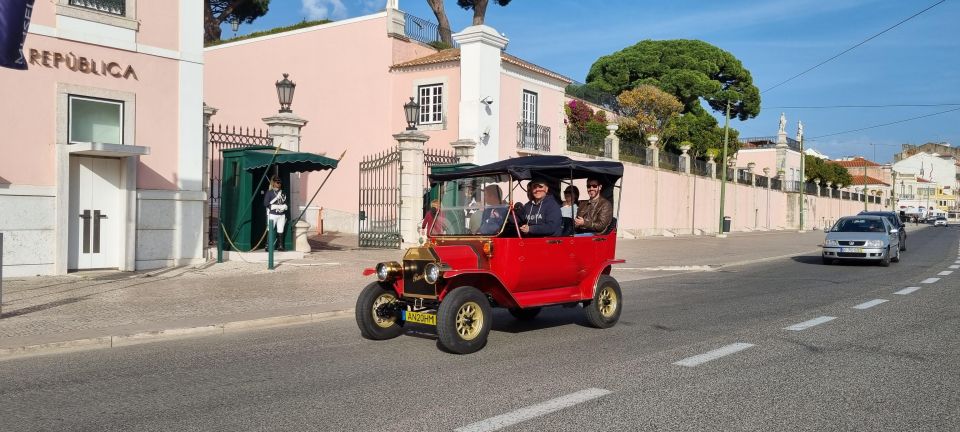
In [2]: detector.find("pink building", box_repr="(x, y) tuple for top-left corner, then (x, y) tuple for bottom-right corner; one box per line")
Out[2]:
(203, 7), (571, 233)
(0, 0), (204, 276)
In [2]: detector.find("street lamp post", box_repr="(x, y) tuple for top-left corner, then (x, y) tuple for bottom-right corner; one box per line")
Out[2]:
(718, 101), (731, 237)
(798, 126), (805, 232)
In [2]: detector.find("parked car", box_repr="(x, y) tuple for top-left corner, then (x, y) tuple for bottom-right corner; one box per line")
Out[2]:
(356, 156), (625, 354)
(823, 215), (901, 266)
(934, 216), (948, 227)
(858, 211), (907, 251)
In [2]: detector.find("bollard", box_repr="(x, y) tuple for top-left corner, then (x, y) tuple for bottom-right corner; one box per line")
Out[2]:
(267, 219), (275, 270)
(217, 224), (223, 263)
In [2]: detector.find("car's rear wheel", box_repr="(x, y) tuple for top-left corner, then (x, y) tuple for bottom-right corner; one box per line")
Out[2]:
(356, 282), (404, 340)
(508, 307), (542, 321)
(437, 287), (491, 354)
(900, 237), (906, 251)
(584, 275), (622, 328)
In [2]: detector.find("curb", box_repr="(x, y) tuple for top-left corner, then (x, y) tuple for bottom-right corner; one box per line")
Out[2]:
(0, 308), (354, 361)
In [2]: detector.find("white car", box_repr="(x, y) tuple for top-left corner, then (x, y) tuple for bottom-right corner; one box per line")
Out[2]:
(934, 217), (948, 227)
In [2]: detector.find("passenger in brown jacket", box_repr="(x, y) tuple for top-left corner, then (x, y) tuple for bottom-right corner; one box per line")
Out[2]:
(575, 177), (613, 234)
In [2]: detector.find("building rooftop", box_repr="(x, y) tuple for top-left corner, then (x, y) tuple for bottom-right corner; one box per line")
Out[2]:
(834, 157), (882, 168)
(390, 48), (573, 83)
(850, 175), (889, 186)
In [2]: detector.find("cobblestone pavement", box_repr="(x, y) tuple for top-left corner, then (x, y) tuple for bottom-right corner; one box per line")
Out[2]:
(1, 228), (901, 351)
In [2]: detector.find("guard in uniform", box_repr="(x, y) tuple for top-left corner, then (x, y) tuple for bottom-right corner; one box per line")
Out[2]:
(263, 175), (288, 251)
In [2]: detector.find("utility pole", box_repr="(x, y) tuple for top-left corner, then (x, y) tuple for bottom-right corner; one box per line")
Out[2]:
(718, 101), (730, 237)
(799, 129), (805, 232)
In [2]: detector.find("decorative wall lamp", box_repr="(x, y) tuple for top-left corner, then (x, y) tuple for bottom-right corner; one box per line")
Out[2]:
(275, 73), (296, 113)
(404, 97), (420, 130)
(230, 17), (239, 37)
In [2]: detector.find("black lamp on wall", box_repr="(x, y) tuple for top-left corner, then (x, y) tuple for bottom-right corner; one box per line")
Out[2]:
(275, 73), (296, 113)
(403, 97), (420, 130)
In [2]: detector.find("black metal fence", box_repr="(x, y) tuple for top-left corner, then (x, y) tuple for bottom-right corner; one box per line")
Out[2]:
(618, 139), (646, 165)
(771, 178), (782, 190)
(208, 124), (273, 245)
(756, 175), (769, 188)
(659, 151), (680, 171)
(565, 81), (621, 115)
(517, 122), (551, 152)
(566, 129), (605, 156)
(805, 182), (818, 195)
(404, 13), (457, 48)
(692, 158), (709, 177)
(736, 169), (752, 185)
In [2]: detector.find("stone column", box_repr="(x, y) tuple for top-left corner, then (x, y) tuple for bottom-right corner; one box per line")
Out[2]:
(454, 26), (508, 164)
(263, 112), (309, 251)
(775, 115), (788, 176)
(385, 2), (405, 37)
(707, 157), (717, 179)
(451, 138), (477, 164)
(763, 168), (772, 189)
(747, 162), (756, 186)
(646, 134), (659, 168)
(679, 144), (692, 174)
(396, 130), (429, 247)
(202, 103), (218, 250)
(605, 124), (620, 160)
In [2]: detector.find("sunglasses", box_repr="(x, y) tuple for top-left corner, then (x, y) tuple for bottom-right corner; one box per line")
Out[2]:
(587, 184), (601, 189)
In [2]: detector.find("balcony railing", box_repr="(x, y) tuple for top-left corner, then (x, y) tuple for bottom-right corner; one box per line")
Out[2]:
(69, 0), (125, 16)
(517, 122), (550, 152)
(404, 13), (457, 48)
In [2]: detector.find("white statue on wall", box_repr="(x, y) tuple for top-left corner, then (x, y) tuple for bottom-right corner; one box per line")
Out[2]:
(778, 112), (786, 135)
(797, 120), (804, 143)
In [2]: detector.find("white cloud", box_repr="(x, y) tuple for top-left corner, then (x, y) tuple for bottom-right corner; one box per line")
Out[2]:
(301, 0), (348, 20)
(360, 0), (388, 14)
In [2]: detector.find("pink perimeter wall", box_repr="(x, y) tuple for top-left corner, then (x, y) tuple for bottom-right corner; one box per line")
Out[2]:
(500, 71), (566, 159)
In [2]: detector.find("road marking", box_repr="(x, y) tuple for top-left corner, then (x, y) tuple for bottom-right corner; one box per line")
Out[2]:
(852, 299), (888, 309)
(454, 388), (612, 432)
(895, 287), (921, 295)
(784, 316), (836, 331)
(921, 278), (941, 284)
(672, 343), (755, 367)
(950, 265), (960, 269)
(938, 270), (953, 276)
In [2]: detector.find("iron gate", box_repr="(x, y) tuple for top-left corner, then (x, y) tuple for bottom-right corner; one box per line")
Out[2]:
(358, 147), (458, 248)
(207, 124), (272, 244)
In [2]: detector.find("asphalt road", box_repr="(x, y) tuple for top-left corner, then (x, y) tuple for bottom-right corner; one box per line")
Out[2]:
(2, 226), (958, 431)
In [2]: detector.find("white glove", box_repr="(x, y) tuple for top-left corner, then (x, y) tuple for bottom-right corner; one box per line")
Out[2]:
(270, 204), (280, 211)
(278, 204), (288, 212)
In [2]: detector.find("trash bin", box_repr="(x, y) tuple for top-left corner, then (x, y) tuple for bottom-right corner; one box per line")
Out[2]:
(722, 216), (731, 233)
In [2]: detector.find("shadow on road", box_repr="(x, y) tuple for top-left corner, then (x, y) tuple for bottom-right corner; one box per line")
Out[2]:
(791, 255), (884, 267)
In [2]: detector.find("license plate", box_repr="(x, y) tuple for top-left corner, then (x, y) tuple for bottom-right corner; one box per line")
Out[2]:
(840, 247), (864, 253)
(403, 310), (437, 326)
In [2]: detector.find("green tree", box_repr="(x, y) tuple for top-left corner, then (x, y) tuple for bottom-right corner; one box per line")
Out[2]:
(427, 0), (512, 45)
(205, 0), (270, 43)
(804, 155), (852, 187)
(586, 40), (759, 156)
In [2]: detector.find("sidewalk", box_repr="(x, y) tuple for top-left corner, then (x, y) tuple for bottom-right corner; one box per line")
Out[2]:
(0, 229), (861, 359)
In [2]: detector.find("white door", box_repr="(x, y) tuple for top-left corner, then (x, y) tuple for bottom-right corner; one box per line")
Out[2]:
(69, 157), (121, 270)
(521, 90), (539, 147)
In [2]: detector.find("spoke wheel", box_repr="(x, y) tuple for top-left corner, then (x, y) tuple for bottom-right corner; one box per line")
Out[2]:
(356, 282), (404, 340)
(437, 287), (492, 354)
(584, 275), (622, 329)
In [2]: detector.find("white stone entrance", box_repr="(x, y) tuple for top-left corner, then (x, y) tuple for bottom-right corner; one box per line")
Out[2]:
(68, 156), (122, 270)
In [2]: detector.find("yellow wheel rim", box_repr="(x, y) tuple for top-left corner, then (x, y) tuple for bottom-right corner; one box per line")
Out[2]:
(455, 301), (484, 341)
(371, 293), (397, 328)
(598, 286), (618, 318)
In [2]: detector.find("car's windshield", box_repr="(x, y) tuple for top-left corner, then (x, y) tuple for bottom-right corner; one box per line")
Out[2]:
(832, 218), (887, 233)
(428, 175), (511, 236)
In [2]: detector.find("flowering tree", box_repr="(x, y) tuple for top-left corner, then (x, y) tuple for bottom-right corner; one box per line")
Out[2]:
(616, 85), (682, 148)
(565, 100), (608, 155)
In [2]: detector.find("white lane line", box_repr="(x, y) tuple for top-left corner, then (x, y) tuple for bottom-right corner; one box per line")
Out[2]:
(895, 287), (921, 295)
(950, 265), (960, 269)
(921, 278), (941, 284)
(784, 316), (836, 331)
(455, 388), (612, 432)
(852, 299), (888, 310)
(672, 343), (755, 367)
(938, 270), (954, 276)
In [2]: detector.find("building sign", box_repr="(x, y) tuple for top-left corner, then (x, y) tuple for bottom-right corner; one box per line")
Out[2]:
(28, 49), (138, 80)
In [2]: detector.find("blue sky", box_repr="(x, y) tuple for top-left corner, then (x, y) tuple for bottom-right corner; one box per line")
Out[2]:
(227, 0), (960, 163)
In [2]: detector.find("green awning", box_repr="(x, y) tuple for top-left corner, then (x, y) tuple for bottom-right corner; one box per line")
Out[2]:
(242, 148), (339, 173)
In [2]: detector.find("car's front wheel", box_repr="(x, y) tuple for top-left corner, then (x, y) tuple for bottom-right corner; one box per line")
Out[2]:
(584, 275), (622, 328)
(355, 282), (404, 340)
(879, 248), (892, 267)
(892, 246), (901, 263)
(437, 287), (492, 354)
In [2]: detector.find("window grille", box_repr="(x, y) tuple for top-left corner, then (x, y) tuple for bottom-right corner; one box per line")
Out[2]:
(418, 84), (443, 124)
(68, 0), (125, 16)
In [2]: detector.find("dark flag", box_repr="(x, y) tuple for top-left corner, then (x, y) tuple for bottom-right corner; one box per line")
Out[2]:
(0, 0), (35, 70)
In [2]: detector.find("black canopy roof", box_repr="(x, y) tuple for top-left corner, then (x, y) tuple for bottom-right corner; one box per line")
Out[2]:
(428, 155), (623, 183)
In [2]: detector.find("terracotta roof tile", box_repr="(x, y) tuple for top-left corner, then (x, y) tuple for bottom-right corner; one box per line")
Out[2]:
(834, 157), (881, 168)
(391, 49), (572, 83)
(850, 175), (889, 186)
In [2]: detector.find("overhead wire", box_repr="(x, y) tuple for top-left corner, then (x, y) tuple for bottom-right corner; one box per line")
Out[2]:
(761, 0), (946, 94)
(769, 103), (960, 109)
(808, 106), (960, 140)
